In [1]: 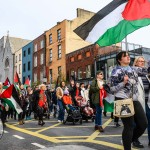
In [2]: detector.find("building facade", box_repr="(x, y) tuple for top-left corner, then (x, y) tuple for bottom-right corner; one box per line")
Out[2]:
(22, 41), (33, 84)
(0, 35), (30, 83)
(45, 8), (95, 83)
(14, 48), (23, 83)
(66, 44), (98, 84)
(33, 33), (46, 84)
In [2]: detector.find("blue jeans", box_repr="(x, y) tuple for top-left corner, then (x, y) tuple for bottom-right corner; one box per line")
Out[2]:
(146, 104), (150, 142)
(57, 100), (65, 121)
(95, 104), (103, 126)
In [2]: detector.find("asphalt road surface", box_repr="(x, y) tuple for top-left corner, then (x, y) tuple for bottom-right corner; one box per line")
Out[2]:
(0, 113), (149, 150)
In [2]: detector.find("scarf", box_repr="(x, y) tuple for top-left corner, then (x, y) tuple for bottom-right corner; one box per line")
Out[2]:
(99, 88), (107, 107)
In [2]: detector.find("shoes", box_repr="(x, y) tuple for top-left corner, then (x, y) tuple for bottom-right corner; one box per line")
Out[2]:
(41, 122), (45, 126)
(19, 120), (23, 125)
(114, 122), (121, 127)
(58, 120), (61, 123)
(148, 142), (150, 147)
(98, 126), (104, 132)
(111, 113), (114, 119)
(132, 139), (144, 148)
(103, 112), (107, 117)
(95, 125), (98, 130)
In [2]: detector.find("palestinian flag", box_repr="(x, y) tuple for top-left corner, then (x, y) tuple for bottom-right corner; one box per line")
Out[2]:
(3, 77), (11, 89)
(24, 77), (30, 86)
(74, 0), (150, 47)
(0, 84), (22, 114)
(14, 72), (21, 86)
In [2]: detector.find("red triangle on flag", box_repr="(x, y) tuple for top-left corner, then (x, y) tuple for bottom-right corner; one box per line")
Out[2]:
(3, 77), (11, 86)
(14, 72), (19, 83)
(0, 84), (13, 99)
(25, 77), (30, 86)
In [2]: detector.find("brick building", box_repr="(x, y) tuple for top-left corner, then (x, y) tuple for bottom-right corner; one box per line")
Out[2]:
(45, 8), (95, 83)
(66, 44), (99, 83)
(33, 33), (46, 83)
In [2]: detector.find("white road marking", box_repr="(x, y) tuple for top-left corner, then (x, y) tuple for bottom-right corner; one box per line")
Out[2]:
(13, 135), (25, 139)
(4, 130), (8, 133)
(31, 143), (46, 148)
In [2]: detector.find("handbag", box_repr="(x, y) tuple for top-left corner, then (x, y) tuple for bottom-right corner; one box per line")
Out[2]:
(113, 98), (135, 118)
(113, 69), (135, 118)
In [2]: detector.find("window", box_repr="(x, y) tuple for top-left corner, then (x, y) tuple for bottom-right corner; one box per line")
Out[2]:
(86, 65), (91, 78)
(19, 64), (21, 74)
(49, 69), (52, 83)
(70, 69), (75, 77)
(34, 56), (37, 67)
(40, 53), (44, 65)
(77, 54), (82, 60)
(70, 57), (74, 62)
(58, 66), (61, 75)
(23, 77), (25, 84)
(40, 40), (44, 49)
(77, 68), (82, 79)
(23, 51), (26, 57)
(34, 44), (37, 52)
(28, 61), (30, 71)
(49, 49), (52, 62)
(49, 34), (52, 44)
(57, 29), (61, 41)
(19, 54), (21, 61)
(15, 56), (17, 63)
(23, 63), (26, 72)
(86, 51), (91, 57)
(28, 48), (31, 55)
(58, 45), (61, 59)
(40, 70), (43, 82)
(34, 73), (37, 82)
(28, 75), (30, 80)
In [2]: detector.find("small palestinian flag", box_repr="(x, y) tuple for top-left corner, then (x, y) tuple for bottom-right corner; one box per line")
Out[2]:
(3, 77), (11, 89)
(0, 84), (22, 114)
(14, 72), (21, 86)
(74, 0), (150, 47)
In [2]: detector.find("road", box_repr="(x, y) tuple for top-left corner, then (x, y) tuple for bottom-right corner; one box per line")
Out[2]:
(1, 114), (149, 150)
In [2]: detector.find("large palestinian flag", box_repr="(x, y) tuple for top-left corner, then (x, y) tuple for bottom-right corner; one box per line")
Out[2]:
(0, 85), (22, 114)
(74, 0), (150, 47)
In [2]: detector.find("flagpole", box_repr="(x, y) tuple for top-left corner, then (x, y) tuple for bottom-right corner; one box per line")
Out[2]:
(125, 36), (128, 51)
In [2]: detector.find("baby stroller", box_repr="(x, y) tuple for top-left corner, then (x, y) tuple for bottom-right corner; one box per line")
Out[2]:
(62, 94), (82, 125)
(75, 96), (95, 122)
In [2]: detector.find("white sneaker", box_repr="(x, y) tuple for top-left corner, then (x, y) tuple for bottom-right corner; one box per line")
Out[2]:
(58, 120), (61, 123)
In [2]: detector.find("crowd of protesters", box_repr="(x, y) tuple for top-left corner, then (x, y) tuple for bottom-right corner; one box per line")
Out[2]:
(0, 51), (150, 150)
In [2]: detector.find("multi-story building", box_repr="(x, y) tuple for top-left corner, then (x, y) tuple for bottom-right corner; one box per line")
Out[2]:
(45, 8), (95, 83)
(22, 41), (33, 84)
(33, 33), (46, 84)
(0, 34), (30, 83)
(66, 44), (98, 84)
(14, 48), (23, 83)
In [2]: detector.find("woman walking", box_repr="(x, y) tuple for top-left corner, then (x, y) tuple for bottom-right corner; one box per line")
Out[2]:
(110, 52), (148, 150)
(133, 56), (150, 147)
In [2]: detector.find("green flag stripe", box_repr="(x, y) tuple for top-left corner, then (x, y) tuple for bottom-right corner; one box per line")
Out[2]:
(96, 18), (150, 47)
(2, 98), (15, 110)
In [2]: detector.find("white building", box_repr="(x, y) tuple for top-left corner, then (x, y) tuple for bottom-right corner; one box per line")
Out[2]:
(0, 34), (30, 83)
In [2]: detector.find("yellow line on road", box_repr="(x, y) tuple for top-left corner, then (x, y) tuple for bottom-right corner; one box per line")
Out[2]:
(90, 139), (123, 150)
(55, 136), (88, 139)
(60, 139), (124, 149)
(86, 118), (112, 141)
(35, 123), (61, 133)
(54, 125), (93, 128)
(6, 123), (60, 143)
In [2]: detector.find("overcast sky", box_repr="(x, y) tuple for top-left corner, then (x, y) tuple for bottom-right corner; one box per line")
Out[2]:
(0, 0), (150, 48)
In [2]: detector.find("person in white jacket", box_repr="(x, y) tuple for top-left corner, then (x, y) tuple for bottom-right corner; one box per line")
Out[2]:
(133, 56), (150, 147)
